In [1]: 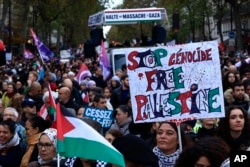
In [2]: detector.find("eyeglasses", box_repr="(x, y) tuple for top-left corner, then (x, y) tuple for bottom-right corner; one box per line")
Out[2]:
(37, 142), (54, 149)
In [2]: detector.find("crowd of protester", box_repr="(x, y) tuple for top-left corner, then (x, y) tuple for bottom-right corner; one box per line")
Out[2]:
(0, 46), (249, 167)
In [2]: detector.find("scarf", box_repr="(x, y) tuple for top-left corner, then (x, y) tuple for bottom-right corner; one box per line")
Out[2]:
(37, 155), (57, 165)
(0, 132), (20, 155)
(20, 133), (41, 167)
(153, 146), (180, 167)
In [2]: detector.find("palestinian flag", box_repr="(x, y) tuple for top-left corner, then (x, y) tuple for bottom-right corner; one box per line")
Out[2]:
(56, 103), (125, 167)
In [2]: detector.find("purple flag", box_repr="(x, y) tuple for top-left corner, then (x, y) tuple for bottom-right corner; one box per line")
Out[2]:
(30, 28), (52, 61)
(23, 49), (34, 59)
(99, 40), (111, 80)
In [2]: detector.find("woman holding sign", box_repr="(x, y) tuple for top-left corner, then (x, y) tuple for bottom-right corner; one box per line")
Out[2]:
(153, 121), (188, 167)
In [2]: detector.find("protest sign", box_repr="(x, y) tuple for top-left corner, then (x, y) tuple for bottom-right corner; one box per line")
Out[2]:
(125, 41), (224, 123)
(83, 106), (114, 129)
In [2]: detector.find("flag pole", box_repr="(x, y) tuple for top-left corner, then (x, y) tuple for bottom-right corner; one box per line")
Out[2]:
(177, 124), (182, 152)
(57, 153), (60, 167)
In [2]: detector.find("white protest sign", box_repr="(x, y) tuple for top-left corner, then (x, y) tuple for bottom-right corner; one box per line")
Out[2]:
(60, 50), (71, 59)
(125, 41), (224, 123)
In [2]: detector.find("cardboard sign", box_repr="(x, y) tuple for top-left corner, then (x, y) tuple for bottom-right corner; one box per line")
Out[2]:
(83, 107), (114, 129)
(125, 41), (225, 123)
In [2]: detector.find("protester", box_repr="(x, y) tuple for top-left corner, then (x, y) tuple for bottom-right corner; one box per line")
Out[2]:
(105, 129), (123, 143)
(3, 107), (26, 147)
(110, 75), (121, 90)
(153, 121), (188, 167)
(194, 118), (218, 139)
(110, 74), (130, 109)
(222, 71), (239, 92)
(8, 93), (25, 121)
(103, 87), (113, 110)
(19, 98), (37, 126)
(58, 86), (80, 115)
(63, 78), (84, 106)
(224, 82), (250, 111)
(0, 119), (25, 166)
(20, 116), (51, 167)
(25, 81), (43, 111)
(112, 134), (159, 167)
(217, 105), (250, 152)
(2, 82), (18, 108)
(109, 105), (132, 135)
(174, 137), (230, 167)
(90, 67), (107, 89)
(27, 128), (58, 167)
(92, 93), (108, 109)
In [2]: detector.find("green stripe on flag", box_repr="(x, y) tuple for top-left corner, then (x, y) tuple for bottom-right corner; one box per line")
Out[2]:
(57, 138), (125, 167)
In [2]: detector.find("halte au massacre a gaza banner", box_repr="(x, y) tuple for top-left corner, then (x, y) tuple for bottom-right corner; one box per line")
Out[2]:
(125, 40), (225, 123)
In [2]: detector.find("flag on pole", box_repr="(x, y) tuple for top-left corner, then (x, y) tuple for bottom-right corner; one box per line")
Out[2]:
(38, 85), (57, 127)
(56, 103), (125, 167)
(99, 40), (111, 80)
(33, 60), (44, 81)
(23, 49), (34, 59)
(30, 28), (52, 62)
(81, 92), (89, 104)
(37, 104), (48, 119)
(76, 64), (92, 84)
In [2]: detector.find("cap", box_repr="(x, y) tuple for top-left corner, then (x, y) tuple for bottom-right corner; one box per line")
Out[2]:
(111, 75), (120, 82)
(21, 98), (35, 108)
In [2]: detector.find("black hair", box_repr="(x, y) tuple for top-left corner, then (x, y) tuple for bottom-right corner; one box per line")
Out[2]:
(0, 119), (16, 134)
(93, 93), (105, 103)
(114, 105), (131, 117)
(28, 115), (51, 132)
(175, 137), (230, 167)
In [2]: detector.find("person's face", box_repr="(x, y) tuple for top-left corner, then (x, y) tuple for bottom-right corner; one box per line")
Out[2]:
(104, 88), (111, 98)
(115, 108), (128, 125)
(80, 84), (86, 91)
(95, 98), (107, 109)
(2, 82), (7, 90)
(28, 73), (36, 82)
(96, 68), (102, 76)
(244, 72), (250, 79)
(245, 85), (250, 96)
(62, 74), (68, 81)
(16, 81), (22, 89)
(25, 120), (39, 137)
(77, 107), (85, 118)
(0, 125), (13, 144)
(7, 85), (14, 93)
(23, 105), (36, 115)
(105, 133), (115, 143)
(201, 118), (217, 127)
(194, 156), (211, 167)
(58, 89), (69, 103)
(3, 109), (17, 122)
(38, 134), (56, 161)
(115, 71), (123, 78)
(229, 109), (245, 132)
(122, 78), (129, 88)
(88, 91), (95, 102)
(227, 73), (236, 83)
(111, 80), (118, 87)
(156, 123), (178, 155)
(232, 86), (245, 101)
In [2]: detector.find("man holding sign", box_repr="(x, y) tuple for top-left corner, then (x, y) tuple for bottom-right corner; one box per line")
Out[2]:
(84, 93), (114, 132)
